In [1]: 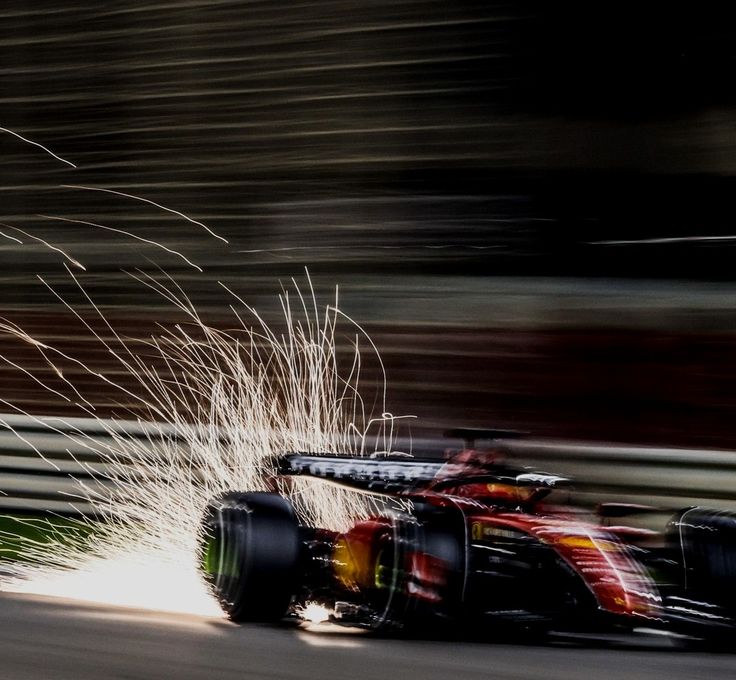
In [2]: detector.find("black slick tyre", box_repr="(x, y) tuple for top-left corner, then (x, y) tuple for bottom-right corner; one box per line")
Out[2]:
(199, 491), (300, 622)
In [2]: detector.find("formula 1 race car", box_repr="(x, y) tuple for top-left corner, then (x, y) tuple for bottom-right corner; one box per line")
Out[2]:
(198, 428), (663, 637)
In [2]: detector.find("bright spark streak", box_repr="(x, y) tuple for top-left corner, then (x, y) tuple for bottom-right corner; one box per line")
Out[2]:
(38, 215), (203, 272)
(0, 221), (86, 270)
(0, 126), (77, 168)
(0, 230), (23, 245)
(60, 185), (227, 243)
(298, 601), (332, 624)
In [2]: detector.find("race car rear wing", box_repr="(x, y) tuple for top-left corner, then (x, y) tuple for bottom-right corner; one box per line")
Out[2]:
(278, 453), (568, 496)
(278, 453), (445, 494)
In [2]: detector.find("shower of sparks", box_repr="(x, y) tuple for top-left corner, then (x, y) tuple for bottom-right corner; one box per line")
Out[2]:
(0, 271), (406, 616)
(297, 601), (332, 624)
(61, 185), (228, 244)
(0, 126), (77, 168)
(5, 536), (223, 617)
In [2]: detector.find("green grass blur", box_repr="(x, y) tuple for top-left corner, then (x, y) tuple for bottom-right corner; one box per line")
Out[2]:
(0, 514), (97, 563)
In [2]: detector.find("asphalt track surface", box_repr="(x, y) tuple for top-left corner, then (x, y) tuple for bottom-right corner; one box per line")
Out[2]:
(1, 594), (735, 680)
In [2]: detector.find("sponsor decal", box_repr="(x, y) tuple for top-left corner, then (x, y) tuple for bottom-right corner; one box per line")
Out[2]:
(470, 521), (523, 541)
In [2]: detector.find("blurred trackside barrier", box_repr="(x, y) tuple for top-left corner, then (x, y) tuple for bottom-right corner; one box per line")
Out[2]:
(0, 414), (734, 518)
(0, 414), (180, 516)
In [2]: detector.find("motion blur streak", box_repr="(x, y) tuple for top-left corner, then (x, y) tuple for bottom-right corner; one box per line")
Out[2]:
(3, 2), (736, 449)
(8, 594), (736, 680)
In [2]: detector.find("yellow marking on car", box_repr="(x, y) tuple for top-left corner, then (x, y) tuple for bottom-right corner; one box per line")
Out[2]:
(556, 536), (598, 550)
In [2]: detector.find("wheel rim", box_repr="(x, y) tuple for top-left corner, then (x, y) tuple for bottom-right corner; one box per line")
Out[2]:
(201, 506), (250, 613)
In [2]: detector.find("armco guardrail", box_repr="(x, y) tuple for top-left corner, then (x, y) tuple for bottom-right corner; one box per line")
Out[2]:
(0, 414), (169, 515)
(388, 436), (736, 513)
(0, 415), (735, 516)
(504, 439), (736, 511)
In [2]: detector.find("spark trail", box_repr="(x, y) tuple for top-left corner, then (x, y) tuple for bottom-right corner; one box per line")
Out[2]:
(61, 185), (227, 243)
(38, 214), (203, 271)
(0, 272), (405, 615)
(0, 221), (86, 270)
(0, 125), (77, 168)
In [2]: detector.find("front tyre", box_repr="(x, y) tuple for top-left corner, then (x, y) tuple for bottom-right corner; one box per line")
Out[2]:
(199, 491), (300, 622)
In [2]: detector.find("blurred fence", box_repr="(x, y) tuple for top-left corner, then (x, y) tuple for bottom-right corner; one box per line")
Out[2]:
(0, 414), (735, 519)
(0, 414), (177, 515)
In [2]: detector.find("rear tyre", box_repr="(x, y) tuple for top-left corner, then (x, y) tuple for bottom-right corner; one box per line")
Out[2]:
(371, 513), (464, 632)
(666, 508), (736, 646)
(199, 491), (300, 622)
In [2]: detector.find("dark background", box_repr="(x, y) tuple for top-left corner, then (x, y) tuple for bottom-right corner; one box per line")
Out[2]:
(3, 1), (736, 446)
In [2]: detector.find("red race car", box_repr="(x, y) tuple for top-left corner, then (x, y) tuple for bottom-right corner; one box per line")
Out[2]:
(199, 429), (660, 637)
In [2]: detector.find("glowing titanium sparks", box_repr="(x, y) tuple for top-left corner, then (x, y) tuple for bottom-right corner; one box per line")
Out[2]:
(0, 125), (77, 168)
(0, 221), (86, 271)
(298, 601), (332, 624)
(0, 273), (404, 616)
(61, 185), (227, 243)
(38, 214), (204, 272)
